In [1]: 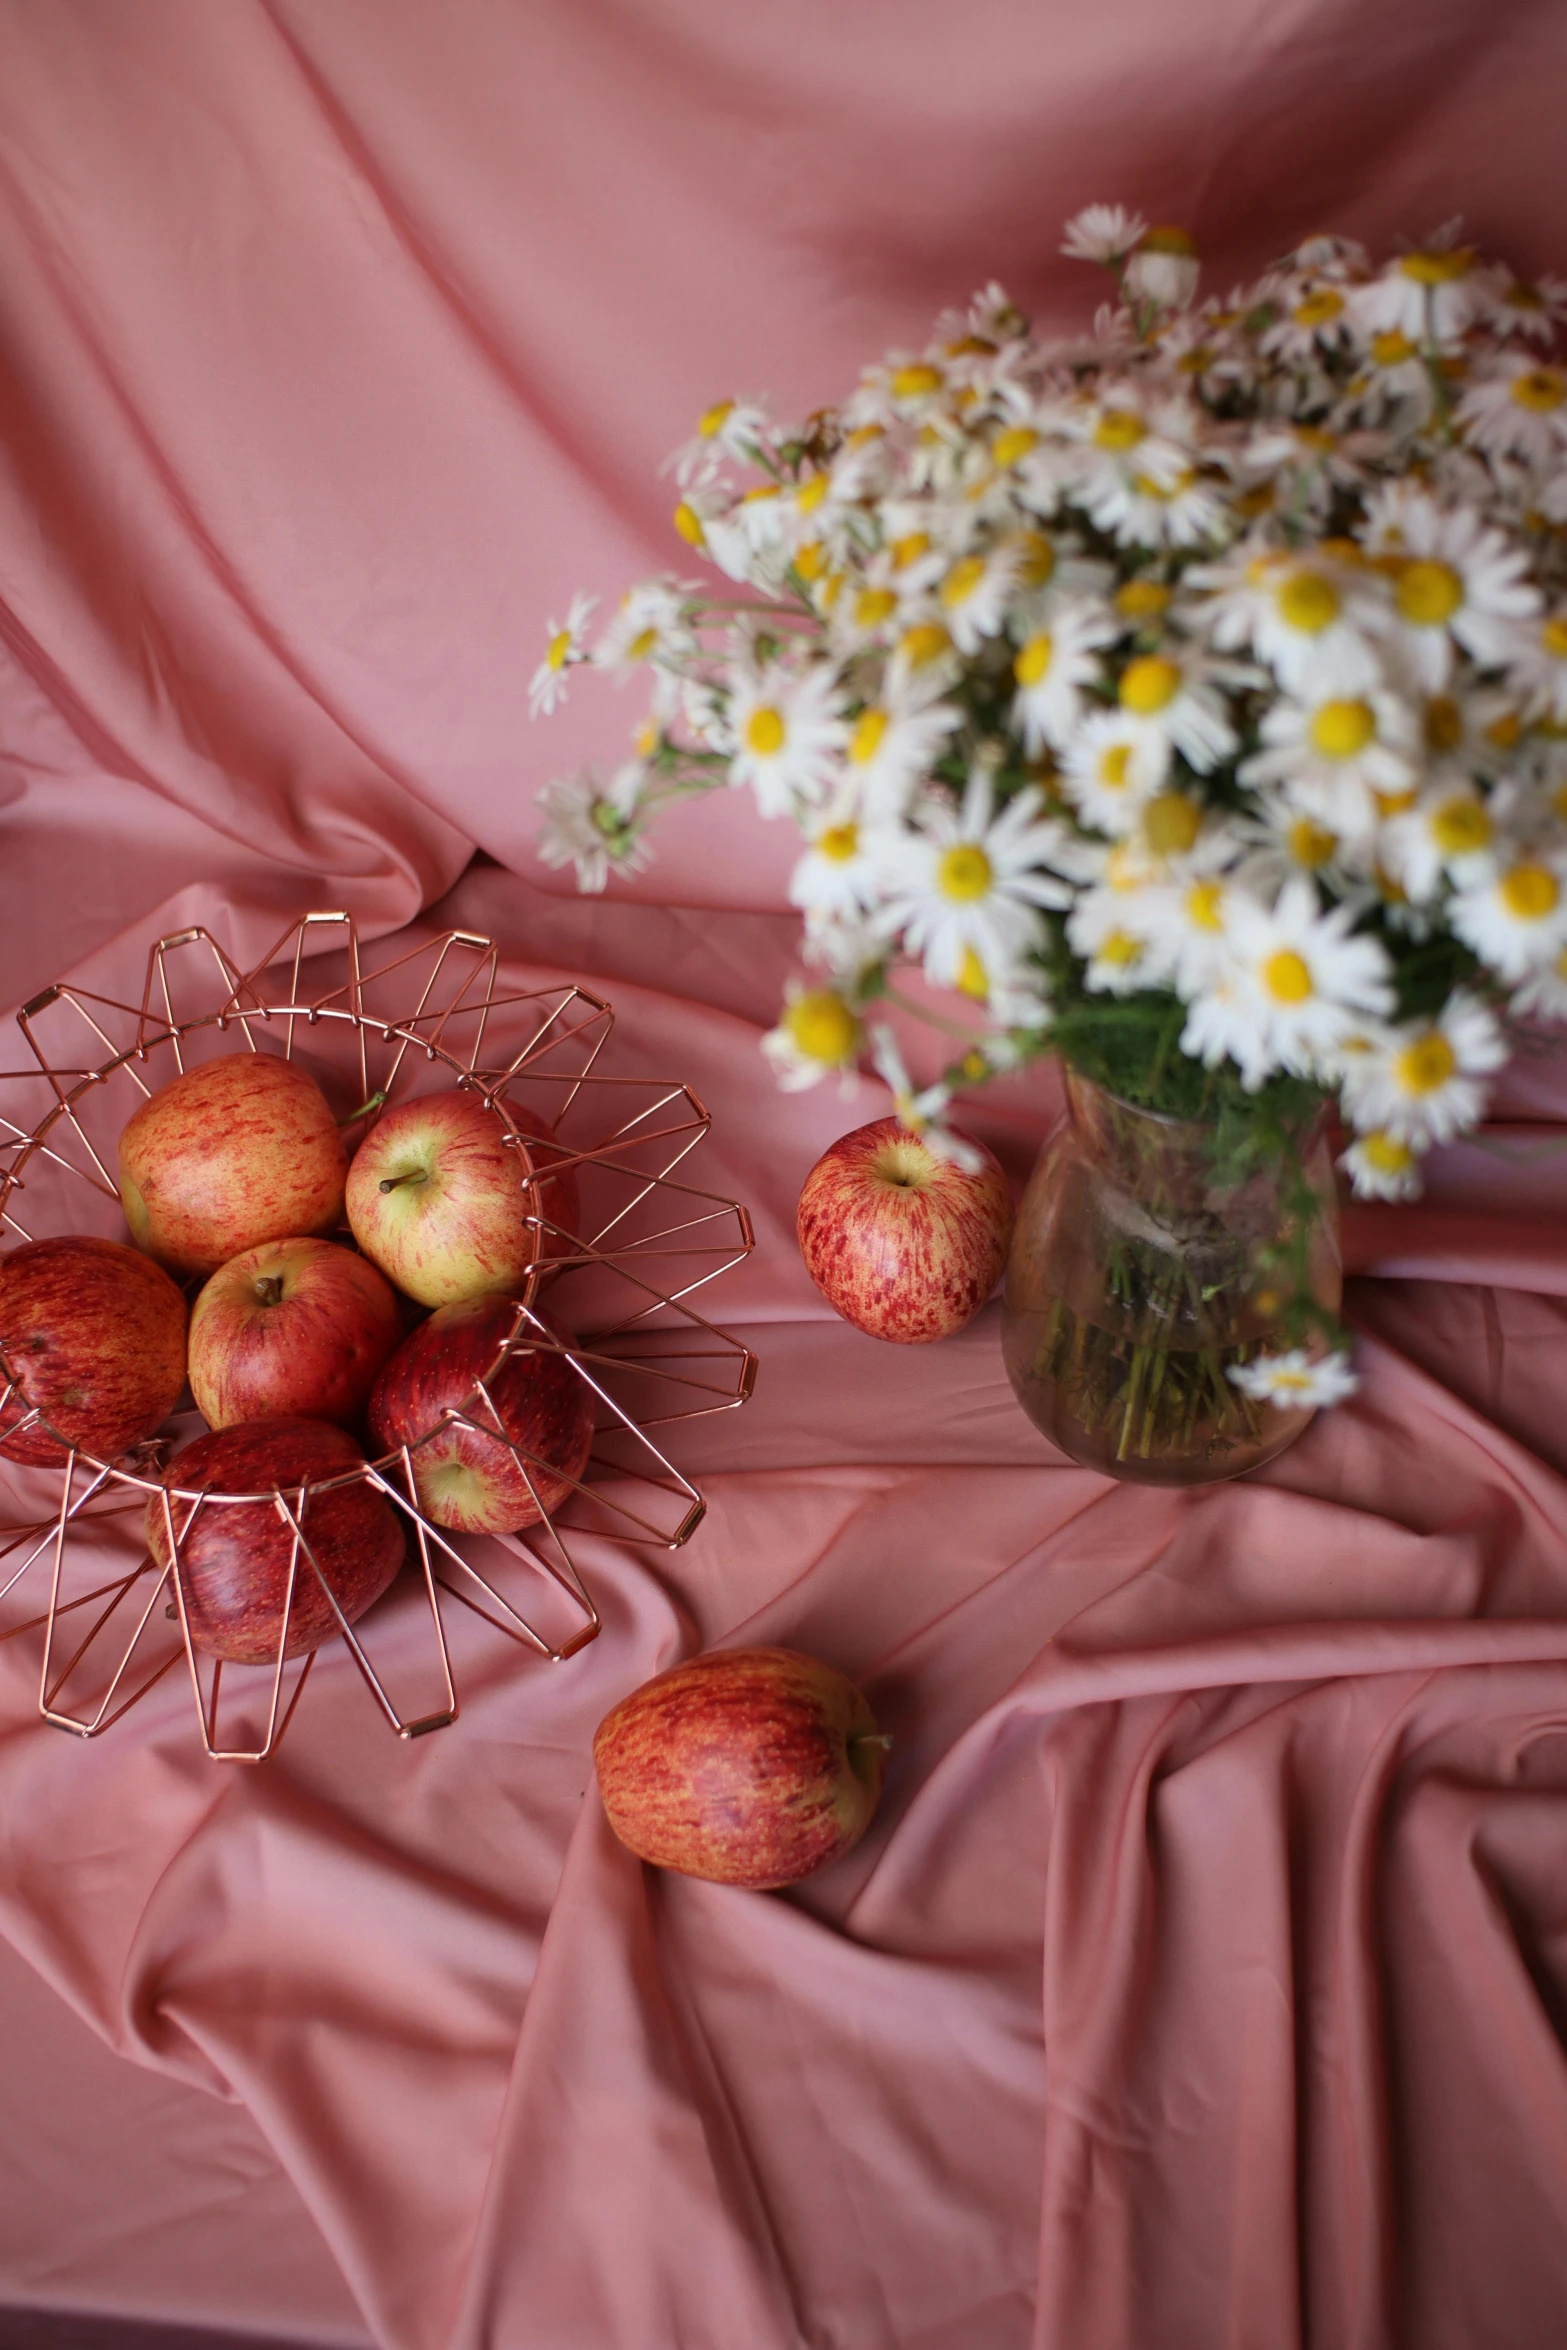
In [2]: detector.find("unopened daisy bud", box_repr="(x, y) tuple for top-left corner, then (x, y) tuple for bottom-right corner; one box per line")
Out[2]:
(1125, 226), (1201, 311)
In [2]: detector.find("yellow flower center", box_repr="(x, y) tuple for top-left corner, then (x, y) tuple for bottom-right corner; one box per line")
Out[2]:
(1289, 817), (1338, 868)
(796, 472), (830, 513)
(890, 532), (931, 570)
(1098, 929), (1145, 966)
(1014, 530), (1056, 588)
(1185, 880), (1224, 932)
(794, 541), (828, 581)
(1293, 289), (1345, 327)
(1131, 468), (1195, 502)
(1423, 695), (1463, 753)
(673, 500), (706, 548)
(1014, 631), (1054, 687)
(901, 622), (952, 669)
(1400, 247), (1475, 285)
(745, 706), (787, 757)
(1373, 786), (1418, 817)
(1176, 345), (1214, 375)
(891, 363), (944, 400)
(941, 555), (988, 609)
(546, 628), (572, 672)
(1098, 743), (1133, 789)
(1371, 330), (1418, 365)
(1361, 1130), (1415, 1174)
(1263, 949), (1314, 1004)
(1430, 796), (1492, 855)
(955, 945), (989, 999)
(1542, 616), (1567, 660)
(855, 587), (899, 629)
(633, 717), (660, 757)
(1093, 409), (1147, 453)
(1511, 367), (1567, 413)
(1143, 792), (1202, 855)
(1394, 1033), (1458, 1095)
(627, 625), (658, 661)
(1141, 225), (1197, 256)
(741, 483), (779, 506)
(1119, 655), (1181, 714)
(1395, 559), (1464, 627)
(849, 708), (889, 764)
(937, 843), (994, 902)
(1309, 698), (1376, 758)
(784, 992), (859, 1065)
(1484, 709), (1522, 750)
(699, 399), (735, 438)
(992, 426), (1039, 469)
(1277, 569), (1341, 633)
(1115, 578), (1171, 621)
(1499, 863), (1561, 921)
(1294, 425), (1337, 454)
(816, 823), (859, 864)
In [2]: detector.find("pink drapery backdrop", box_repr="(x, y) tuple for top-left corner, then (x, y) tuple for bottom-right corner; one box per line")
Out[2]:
(3, 4), (1567, 2345)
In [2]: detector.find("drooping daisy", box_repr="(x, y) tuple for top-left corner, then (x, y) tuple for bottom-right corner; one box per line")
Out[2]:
(528, 591), (598, 718)
(1227, 1349), (1359, 1407)
(1124, 226), (1201, 311)
(1456, 353), (1567, 470)
(1185, 876), (1395, 1087)
(728, 663), (848, 816)
(1189, 543), (1386, 698)
(1009, 599), (1118, 754)
(1376, 497), (1539, 690)
(1450, 850), (1567, 979)
(873, 767), (1069, 991)
(762, 980), (864, 1092)
(1242, 691), (1418, 841)
(1340, 1128), (1429, 1201)
(1060, 204), (1148, 267)
(536, 760), (650, 892)
(1352, 232), (1486, 345)
(1337, 992), (1508, 1144)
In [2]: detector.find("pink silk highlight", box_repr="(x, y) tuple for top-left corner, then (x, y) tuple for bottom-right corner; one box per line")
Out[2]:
(3, 5), (1567, 2347)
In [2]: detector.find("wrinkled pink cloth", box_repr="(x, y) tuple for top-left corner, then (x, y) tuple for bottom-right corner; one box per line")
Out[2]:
(4, 7), (1567, 2349)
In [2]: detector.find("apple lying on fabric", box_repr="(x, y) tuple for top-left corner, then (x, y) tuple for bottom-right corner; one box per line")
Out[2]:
(188, 1237), (403, 1431)
(346, 1090), (571, 1309)
(368, 1294), (594, 1533)
(147, 1417), (404, 1664)
(0, 1234), (188, 1467)
(796, 1115), (1013, 1343)
(593, 1646), (889, 1889)
(118, 1052), (348, 1279)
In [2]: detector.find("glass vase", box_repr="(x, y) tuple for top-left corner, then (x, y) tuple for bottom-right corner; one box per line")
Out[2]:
(1001, 1070), (1341, 1486)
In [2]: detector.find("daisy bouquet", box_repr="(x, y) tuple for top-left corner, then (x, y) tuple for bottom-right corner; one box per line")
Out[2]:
(534, 206), (1567, 1442)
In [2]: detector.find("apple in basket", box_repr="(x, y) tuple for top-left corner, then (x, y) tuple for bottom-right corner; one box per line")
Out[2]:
(188, 1237), (403, 1431)
(796, 1115), (1013, 1343)
(0, 1235), (188, 1467)
(346, 1091), (577, 1309)
(118, 1053), (348, 1279)
(593, 1647), (890, 1890)
(147, 1418), (404, 1664)
(367, 1294), (595, 1534)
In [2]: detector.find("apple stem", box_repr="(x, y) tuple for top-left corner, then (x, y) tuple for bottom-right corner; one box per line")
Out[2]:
(851, 1732), (894, 1751)
(378, 1170), (428, 1194)
(339, 1089), (388, 1128)
(254, 1275), (285, 1306)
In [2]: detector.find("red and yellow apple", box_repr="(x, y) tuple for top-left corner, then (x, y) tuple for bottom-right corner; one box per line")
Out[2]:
(367, 1295), (594, 1533)
(188, 1237), (403, 1432)
(118, 1053), (348, 1278)
(0, 1235), (187, 1467)
(796, 1115), (1013, 1343)
(345, 1090), (549, 1307)
(593, 1646), (889, 1889)
(147, 1418), (404, 1663)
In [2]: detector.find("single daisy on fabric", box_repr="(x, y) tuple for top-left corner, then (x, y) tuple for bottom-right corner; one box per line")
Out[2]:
(529, 591), (598, 718)
(874, 766), (1069, 991)
(1227, 1348), (1359, 1407)
(1337, 992), (1507, 1144)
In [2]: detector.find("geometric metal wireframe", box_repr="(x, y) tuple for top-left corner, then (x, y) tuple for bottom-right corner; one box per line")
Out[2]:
(0, 912), (756, 1760)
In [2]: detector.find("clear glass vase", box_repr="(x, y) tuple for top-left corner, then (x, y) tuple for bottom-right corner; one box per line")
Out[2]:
(1001, 1070), (1341, 1486)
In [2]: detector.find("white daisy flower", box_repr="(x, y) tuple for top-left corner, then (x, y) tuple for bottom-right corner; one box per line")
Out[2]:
(1079, 459), (1234, 551)
(1059, 710), (1165, 834)
(868, 1028), (984, 1171)
(1258, 281), (1360, 365)
(873, 767), (1069, 991)
(1450, 851), (1567, 979)
(937, 541), (1023, 654)
(1337, 992), (1508, 1144)
(728, 663), (848, 817)
(1377, 498), (1540, 690)
(1487, 273), (1567, 341)
(1242, 691), (1418, 842)
(1124, 226), (1201, 311)
(1141, 873), (1237, 998)
(528, 591), (598, 718)
(593, 580), (696, 688)
(1227, 1349), (1359, 1407)
(1339, 327), (1437, 428)
(1378, 783), (1498, 901)
(1185, 876), (1395, 1087)
(536, 760), (650, 892)
(1009, 599), (1118, 754)
(1067, 878), (1166, 995)
(1352, 234), (1486, 345)
(1061, 204), (1148, 266)
(843, 678), (961, 822)
(1456, 353), (1567, 469)
(1512, 944), (1567, 1021)
(761, 980), (864, 1092)
(1340, 1129), (1428, 1201)
(1113, 647), (1238, 779)
(1506, 610), (1567, 724)
(668, 397), (774, 486)
(789, 797), (885, 928)
(1189, 544), (1386, 698)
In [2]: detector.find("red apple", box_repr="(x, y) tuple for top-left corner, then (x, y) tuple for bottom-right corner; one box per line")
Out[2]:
(0, 1235), (187, 1467)
(593, 1646), (888, 1889)
(367, 1295), (594, 1534)
(146, 1418), (404, 1664)
(188, 1237), (403, 1432)
(796, 1115), (1013, 1343)
(118, 1053), (348, 1278)
(345, 1090), (551, 1308)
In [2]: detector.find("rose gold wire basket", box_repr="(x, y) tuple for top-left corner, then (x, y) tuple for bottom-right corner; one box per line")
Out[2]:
(0, 912), (756, 1761)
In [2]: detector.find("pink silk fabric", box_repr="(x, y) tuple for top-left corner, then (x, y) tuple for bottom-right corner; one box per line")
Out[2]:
(4, 5), (1567, 2346)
